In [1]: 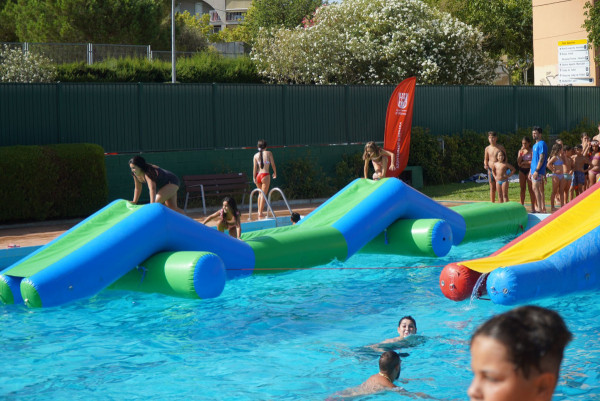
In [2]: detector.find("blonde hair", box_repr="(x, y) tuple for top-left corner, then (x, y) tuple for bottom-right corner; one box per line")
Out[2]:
(363, 141), (382, 161)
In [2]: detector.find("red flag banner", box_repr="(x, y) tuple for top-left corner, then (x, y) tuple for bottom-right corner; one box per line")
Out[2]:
(383, 76), (416, 177)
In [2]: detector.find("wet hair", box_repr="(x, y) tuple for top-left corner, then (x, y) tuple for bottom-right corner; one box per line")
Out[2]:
(533, 126), (543, 134)
(379, 350), (400, 376)
(470, 305), (572, 379)
(291, 212), (301, 224)
(487, 131), (498, 137)
(129, 155), (158, 181)
(223, 196), (241, 224)
(363, 141), (382, 161)
(522, 136), (532, 145)
(257, 139), (267, 169)
(398, 315), (417, 331)
(549, 143), (562, 158)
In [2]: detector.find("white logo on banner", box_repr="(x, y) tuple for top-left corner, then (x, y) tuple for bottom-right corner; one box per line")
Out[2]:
(398, 93), (409, 109)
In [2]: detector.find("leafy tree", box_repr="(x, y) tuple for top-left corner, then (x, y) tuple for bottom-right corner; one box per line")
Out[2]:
(423, 0), (533, 84)
(240, 0), (323, 44)
(584, 1), (600, 62)
(6, 0), (169, 48)
(0, 0), (17, 42)
(175, 11), (212, 52)
(252, 0), (497, 85)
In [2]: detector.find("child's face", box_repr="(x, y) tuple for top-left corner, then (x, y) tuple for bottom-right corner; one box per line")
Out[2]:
(397, 318), (417, 337)
(497, 152), (505, 162)
(488, 135), (496, 145)
(468, 335), (544, 401)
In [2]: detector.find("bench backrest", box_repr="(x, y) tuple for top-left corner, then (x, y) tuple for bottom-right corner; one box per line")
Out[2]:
(183, 173), (248, 195)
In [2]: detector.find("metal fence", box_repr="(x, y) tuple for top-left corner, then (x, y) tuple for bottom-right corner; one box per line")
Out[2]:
(0, 41), (249, 64)
(1, 83), (599, 153)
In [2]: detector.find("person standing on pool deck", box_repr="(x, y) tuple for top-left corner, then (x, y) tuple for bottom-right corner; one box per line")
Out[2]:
(129, 155), (184, 214)
(484, 131), (506, 203)
(253, 139), (277, 219)
(530, 126), (548, 213)
(468, 305), (572, 401)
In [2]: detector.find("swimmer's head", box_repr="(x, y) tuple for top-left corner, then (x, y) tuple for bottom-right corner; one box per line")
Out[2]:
(397, 316), (417, 337)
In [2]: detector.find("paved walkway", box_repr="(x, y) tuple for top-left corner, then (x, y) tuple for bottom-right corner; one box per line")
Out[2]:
(0, 199), (327, 248)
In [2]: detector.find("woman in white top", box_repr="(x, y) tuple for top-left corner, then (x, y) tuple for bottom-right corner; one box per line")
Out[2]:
(253, 139), (277, 219)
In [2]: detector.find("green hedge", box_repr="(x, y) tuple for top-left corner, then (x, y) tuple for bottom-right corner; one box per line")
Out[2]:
(55, 52), (261, 83)
(0, 143), (108, 223)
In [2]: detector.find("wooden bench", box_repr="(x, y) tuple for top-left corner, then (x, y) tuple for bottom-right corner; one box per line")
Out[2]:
(183, 173), (249, 214)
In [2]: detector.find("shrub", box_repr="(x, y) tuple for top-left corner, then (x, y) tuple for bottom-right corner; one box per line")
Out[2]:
(0, 45), (56, 83)
(282, 152), (332, 199)
(0, 143), (108, 223)
(54, 53), (261, 83)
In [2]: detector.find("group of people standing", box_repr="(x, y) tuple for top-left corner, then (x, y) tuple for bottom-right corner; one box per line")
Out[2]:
(485, 125), (600, 213)
(127, 139), (278, 239)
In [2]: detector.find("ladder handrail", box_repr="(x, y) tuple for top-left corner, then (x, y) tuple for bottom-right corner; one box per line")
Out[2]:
(247, 188), (276, 222)
(267, 187), (293, 216)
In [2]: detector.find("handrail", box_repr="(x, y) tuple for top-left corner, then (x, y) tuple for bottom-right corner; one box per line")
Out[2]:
(267, 187), (293, 216)
(247, 188), (276, 222)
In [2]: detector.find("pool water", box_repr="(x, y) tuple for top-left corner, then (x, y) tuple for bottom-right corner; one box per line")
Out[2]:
(1, 235), (599, 400)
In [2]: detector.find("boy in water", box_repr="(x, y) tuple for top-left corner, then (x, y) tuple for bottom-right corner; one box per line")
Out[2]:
(468, 305), (572, 401)
(484, 131), (506, 202)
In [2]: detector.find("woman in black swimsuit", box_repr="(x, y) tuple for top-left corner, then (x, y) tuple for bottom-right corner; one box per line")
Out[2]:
(516, 137), (537, 213)
(129, 155), (184, 214)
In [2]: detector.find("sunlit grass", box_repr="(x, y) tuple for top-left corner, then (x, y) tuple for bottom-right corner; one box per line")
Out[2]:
(421, 181), (555, 203)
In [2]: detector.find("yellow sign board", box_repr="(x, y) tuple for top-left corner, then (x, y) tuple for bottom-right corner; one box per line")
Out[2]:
(558, 39), (588, 46)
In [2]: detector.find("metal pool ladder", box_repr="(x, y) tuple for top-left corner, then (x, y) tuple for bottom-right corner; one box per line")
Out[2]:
(247, 187), (293, 226)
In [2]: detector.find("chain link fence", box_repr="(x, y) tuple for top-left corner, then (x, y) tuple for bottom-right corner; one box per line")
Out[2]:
(1, 41), (249, 64)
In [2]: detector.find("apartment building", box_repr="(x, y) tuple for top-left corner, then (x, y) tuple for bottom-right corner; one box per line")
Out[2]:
(179, 0), (252, 31)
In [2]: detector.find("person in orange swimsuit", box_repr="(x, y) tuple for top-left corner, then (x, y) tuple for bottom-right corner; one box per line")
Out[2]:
(202, 196), (241, 239)
(253, 139), (277, 219)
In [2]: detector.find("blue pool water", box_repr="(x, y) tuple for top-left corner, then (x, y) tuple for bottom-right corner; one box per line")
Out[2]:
(1, 235), (599, 400)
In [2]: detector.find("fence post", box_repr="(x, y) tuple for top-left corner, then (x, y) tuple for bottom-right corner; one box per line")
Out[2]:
(344, 85), (349, 144)
(138, 82), (143, 152)
(87, 43), (93, 65)
(147, 45), (152, 61)
(460, 85), (465, 133)
(282, 85), (287, 146)
(56, 82), (61, 143)
(212, 82), (217, 147)
(513, 85), (518, 132)
(23, 42), (28, 56)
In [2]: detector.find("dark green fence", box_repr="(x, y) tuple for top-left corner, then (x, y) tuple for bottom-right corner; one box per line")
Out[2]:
(2, 83), (600, 152)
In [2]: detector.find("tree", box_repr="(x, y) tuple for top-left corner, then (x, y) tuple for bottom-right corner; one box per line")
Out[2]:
(584, 1), (600, 62)
(251, 0), (497, 85)
(240, 0), (323, 44)
(6, 0), (169, 48)
(423, 0), (533, 84)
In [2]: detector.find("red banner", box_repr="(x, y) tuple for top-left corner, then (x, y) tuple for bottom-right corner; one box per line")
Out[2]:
(383, 76), (416, 177)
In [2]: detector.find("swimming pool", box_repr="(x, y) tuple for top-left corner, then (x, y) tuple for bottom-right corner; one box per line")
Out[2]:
(1, 235), (598, 400)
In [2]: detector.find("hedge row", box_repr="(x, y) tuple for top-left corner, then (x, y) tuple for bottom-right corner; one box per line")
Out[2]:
(55, 52), (262, 83)
(0, 143), (108, 223)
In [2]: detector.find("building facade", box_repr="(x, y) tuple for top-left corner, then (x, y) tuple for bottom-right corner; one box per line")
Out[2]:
(179, 0), (251, 31)
(533, 0), (598, 86)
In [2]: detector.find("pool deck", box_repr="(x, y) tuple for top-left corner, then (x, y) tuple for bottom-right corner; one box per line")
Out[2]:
(0, 199), (535, 249)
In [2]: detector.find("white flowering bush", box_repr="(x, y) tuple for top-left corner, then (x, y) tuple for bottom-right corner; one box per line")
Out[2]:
(0, 46), (56, 83)
(251, 0), (498, 84)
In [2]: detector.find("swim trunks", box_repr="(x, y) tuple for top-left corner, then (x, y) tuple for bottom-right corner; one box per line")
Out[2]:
(572, 171), (585, 187)
(487, 168), (495, 183)
(256, 172), (270, 185)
